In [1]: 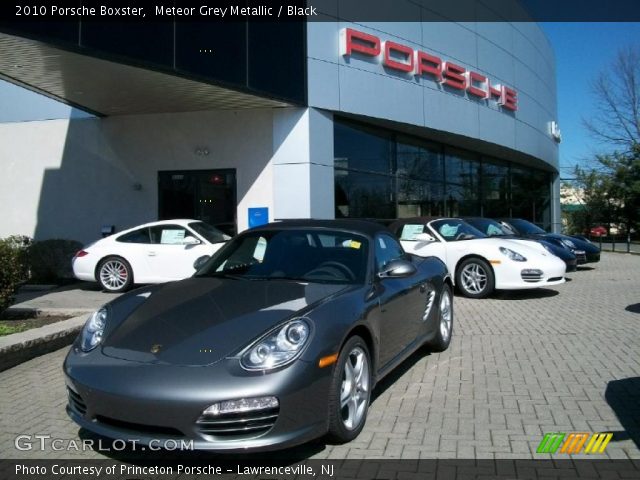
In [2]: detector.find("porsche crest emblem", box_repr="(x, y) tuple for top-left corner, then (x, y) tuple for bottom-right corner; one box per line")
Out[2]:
(150, 344), (162, 354)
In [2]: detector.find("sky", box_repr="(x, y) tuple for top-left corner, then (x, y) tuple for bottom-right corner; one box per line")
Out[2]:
(541, 22), (640, 178)
(1, 22), (639, 178)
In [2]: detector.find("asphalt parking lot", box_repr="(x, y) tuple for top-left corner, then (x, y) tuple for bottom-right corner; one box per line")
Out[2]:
(1, 252), (639, 460)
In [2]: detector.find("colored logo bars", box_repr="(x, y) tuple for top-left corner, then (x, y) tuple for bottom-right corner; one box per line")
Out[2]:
(537, 432), (613, 454)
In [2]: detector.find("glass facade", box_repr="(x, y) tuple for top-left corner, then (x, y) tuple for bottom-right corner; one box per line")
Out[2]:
(334, 119), (553, 229)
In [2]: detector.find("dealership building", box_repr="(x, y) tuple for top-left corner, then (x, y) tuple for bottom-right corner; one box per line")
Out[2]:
(0, 3), (561, 244)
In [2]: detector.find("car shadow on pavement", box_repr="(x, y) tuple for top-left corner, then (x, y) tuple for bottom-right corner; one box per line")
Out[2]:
(12, 281), (102, 305)
(371, 346), (431, 405)
(489, 289), (559, 301)
(625, 303), (640, 314)
(605, 377), (640, 451)
(576, 266), (595, 271)
(77, 428), (327, 463)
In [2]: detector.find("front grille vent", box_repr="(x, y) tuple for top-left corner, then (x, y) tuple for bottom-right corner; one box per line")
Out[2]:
(95, 416), (184, 437)
(67, 388), (87, 416)
(521, 269), (543, 282)
(195, 407), (279, 440)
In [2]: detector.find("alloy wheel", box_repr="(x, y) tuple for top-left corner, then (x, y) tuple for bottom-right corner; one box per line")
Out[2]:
(340, 346), (370, 431)
(99, 260), (129, 290)
(439, 290), (452, 342)
(460, 263), (487, 294)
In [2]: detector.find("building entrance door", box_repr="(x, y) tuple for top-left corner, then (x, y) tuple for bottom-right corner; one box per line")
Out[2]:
(158, 170), (237, 235)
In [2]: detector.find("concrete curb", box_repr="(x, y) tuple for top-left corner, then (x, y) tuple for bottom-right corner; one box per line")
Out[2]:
(0, 314), (87, 372)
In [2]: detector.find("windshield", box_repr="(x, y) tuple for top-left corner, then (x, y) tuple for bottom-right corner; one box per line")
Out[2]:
(430, 219), (486, 242)
(508, 219), (546, 235)
(189, 222), (231, 244)
(466, 218), (514, 237)
(196, 229), (369, 284)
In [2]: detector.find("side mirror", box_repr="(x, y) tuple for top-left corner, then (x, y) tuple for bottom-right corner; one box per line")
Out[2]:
(414, 233), (436, 242)
(183, 236), (201, 246)
(377, 259), (417, 279)
(193, 255), (211, 271)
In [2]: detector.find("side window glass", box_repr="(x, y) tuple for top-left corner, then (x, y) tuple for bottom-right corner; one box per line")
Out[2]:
(117, 228), (151, 244)
(216, 236), (266, 272)
(375, 234), (404, 271)
(149, 225), (188, 245)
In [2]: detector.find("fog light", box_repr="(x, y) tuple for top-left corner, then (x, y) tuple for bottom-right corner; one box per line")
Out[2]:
(521, 269), (543, 276)
(202, 396), (279, 416)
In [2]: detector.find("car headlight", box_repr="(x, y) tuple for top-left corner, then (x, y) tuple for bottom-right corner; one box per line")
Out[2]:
(240, 318), (311, 371)
(561, 238), (576, 249)
(80, 308), (107, 352)
(541, 243), (554, 254)
(499, 247), (527, 262)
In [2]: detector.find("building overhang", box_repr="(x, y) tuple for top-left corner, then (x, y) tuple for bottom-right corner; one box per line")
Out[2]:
(0, 33), (290, 116)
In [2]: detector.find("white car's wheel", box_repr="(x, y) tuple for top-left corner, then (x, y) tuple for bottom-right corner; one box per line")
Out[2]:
(97, 256), (133, 293)
(456, 258), (495, 299)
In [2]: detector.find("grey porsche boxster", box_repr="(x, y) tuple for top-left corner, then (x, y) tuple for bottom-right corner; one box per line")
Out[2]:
(64, 220), (453, 452)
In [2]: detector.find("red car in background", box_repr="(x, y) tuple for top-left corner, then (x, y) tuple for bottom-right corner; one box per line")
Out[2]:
(590, 226), (607, 237)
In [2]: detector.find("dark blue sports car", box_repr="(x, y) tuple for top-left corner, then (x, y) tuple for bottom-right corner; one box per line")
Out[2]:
(497, 218), (600, 265)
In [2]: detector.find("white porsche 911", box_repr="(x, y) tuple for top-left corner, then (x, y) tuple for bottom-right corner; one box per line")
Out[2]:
(389, 217), (566, 298)
(72, 219), (231, 292)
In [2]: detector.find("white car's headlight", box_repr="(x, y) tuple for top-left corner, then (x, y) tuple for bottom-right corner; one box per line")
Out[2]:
(80, 308), (107, 352)
(240, 318), (311, 371)
(499, 247), (527, 262)
(561, 238), (577, 249)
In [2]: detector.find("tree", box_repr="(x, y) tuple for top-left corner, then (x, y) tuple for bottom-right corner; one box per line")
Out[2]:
(583, 46), (640, 151)
(569, 45), (640, 236)
(572, 145), (640, 235)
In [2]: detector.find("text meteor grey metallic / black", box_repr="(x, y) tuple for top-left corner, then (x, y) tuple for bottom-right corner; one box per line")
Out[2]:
(64, 220), (453, 451)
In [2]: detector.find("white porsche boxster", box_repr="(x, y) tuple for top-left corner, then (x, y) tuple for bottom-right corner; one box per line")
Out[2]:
(72, 219), (230, 292)
(389, 217), (566, 298)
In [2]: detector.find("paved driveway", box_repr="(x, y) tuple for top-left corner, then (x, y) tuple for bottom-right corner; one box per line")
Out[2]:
(1, 253), (639, 460)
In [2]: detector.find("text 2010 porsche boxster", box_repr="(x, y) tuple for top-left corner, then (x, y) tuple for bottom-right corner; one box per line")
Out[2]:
(64, 220), (453, 451)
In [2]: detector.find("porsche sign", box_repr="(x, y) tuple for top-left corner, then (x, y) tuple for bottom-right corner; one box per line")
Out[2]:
(340, 28), (518, 112)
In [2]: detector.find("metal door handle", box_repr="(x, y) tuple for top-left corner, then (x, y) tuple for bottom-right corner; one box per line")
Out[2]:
(148, 251), (156, 256)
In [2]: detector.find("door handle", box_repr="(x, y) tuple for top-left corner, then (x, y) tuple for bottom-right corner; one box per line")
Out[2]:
(147, 251), (157, 256)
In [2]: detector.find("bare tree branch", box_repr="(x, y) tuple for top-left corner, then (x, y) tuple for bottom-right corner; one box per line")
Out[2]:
(582, 45), (640, 151)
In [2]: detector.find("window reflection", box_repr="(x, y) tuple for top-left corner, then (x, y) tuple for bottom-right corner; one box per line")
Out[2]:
(333, 119), (553, 229)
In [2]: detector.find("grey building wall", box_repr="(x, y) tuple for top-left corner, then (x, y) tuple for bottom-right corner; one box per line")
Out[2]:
(306, 17), (559, 174)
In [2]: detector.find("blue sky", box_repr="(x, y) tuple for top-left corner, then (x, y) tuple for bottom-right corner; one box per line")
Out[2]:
(541, 22), (640, 177)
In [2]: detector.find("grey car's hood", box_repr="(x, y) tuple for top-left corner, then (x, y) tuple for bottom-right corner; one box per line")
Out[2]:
(102, 277), (347, 366)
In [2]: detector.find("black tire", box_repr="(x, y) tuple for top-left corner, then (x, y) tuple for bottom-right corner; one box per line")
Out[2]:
(455, 257), (495, 299)
(97, 256), (133, 293)
(425, 284), (454, 352)
(327, 335), (372, 443)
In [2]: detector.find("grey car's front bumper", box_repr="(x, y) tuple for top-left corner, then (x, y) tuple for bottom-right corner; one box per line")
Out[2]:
(63, 348), (332, 452)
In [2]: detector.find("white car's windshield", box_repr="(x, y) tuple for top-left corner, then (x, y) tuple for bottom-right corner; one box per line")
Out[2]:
(430, 220), (486, 242)
(188, 222), (231, 244)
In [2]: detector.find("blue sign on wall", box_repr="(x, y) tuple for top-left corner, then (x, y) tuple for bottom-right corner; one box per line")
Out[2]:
(248, 207), (269, 228)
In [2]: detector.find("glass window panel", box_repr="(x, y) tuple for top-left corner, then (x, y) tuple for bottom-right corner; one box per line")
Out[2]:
(334, 121), (393, 174)
(481, 158), (511, 218)
(445, 148), (480, 217)
(335, 169), (395, 219)
(396, 138), (443, 182)
(397, 177), (445, 218)
(511, 166), (551, 228)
